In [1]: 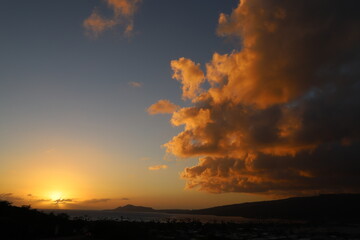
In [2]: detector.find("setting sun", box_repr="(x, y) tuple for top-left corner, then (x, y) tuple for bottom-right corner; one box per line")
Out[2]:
(50, 191), (63, 201)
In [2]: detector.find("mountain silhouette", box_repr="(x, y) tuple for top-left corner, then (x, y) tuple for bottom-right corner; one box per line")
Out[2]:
(161, 194), (360, 220)
(114, 194), (360, 220)
(113, 204), (154, 212)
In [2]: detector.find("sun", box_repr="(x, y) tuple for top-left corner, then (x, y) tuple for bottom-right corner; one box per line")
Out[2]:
(50, 191), (63, 201)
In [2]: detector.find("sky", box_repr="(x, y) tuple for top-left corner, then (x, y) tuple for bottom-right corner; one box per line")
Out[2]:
(1, 0), (360, 210)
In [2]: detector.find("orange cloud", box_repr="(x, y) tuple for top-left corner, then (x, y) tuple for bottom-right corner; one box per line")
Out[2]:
(147, 100), (179, 115)
(148, 165), (168, 171)
(153, 0), (360, 195)
(107, 0), (139, 16)
(83, 11), (116, 37)
(84, 0), (141, 37)
(128, 81), (142, 88)
(81, 198), (111, 204)
(171, 58), (205, 101)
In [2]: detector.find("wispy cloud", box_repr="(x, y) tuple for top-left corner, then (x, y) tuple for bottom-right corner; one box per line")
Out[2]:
(0, 193), (131, 209)
(83, 10), (116, 38)
(84, 0), (141, 37)
(148, 165), (168, 171)
(128, 81), (142, 88)
(147, 100), (179, 115)
(0, 193), (23, 202)
(54, 198), (73, 204)
(81, 198), (111, 204)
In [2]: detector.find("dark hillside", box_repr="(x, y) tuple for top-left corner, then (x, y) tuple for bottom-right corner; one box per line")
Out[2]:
(189, 194), (360, 220)
(0, 201), (83, 238)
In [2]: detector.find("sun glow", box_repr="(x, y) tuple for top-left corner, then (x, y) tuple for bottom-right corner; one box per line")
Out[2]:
(50, 191), (63, 201)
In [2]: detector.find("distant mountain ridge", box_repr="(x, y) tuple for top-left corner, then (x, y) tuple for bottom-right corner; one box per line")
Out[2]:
(113, 204), (154, 212)
(188, 194), (360, 220)
(113, 194), (360, 220)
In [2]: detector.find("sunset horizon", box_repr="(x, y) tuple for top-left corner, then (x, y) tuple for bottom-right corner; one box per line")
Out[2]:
(1, 0), (360, 214)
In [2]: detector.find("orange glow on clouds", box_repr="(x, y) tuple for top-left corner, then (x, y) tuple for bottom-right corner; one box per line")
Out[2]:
(83, 0), (140, 37)
(148, 165), (168, 171)
(147, 100), (179, 115)
(149, 0), (360, 195)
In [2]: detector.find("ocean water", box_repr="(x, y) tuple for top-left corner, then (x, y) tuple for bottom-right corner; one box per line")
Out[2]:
(42, 209), (250, 223)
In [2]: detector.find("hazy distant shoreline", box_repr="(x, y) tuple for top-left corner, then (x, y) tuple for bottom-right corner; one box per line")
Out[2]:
(43, 194), (360, 222)
(42, 209), (253, 223)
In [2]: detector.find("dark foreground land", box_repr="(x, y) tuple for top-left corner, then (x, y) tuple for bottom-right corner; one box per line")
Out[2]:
(1, 201), (360, 240)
